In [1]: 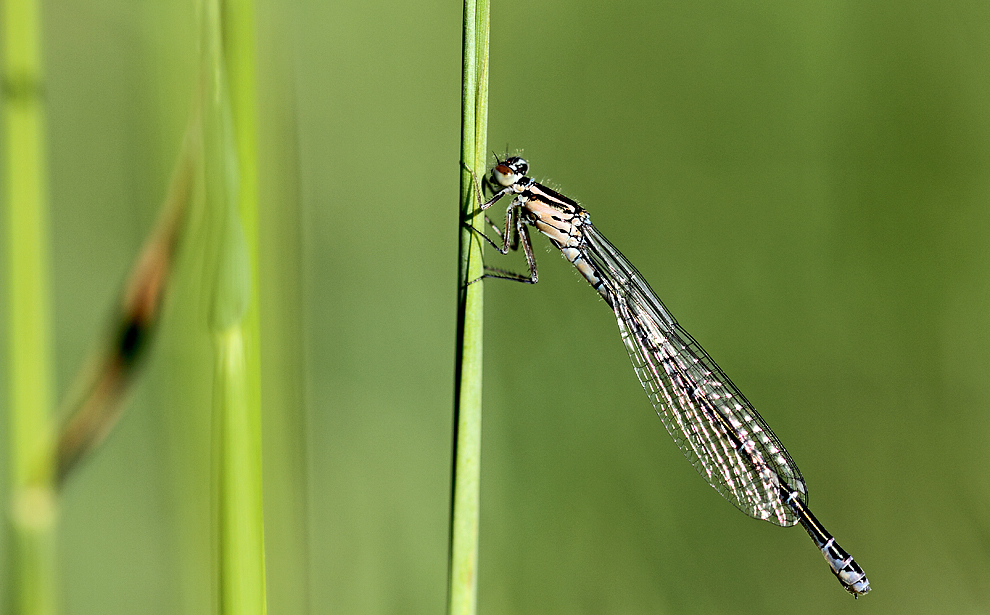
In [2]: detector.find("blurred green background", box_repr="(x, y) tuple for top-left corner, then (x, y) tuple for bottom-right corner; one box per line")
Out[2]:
(2, 0), (989, 613)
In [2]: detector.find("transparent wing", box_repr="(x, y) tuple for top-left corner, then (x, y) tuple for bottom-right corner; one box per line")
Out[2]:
(582, 223), (806, 526)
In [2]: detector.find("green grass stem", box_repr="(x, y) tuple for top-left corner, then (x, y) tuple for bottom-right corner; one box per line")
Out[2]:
(448, 0), (490, 614)
(3, 0), (57, 611)
(251, 8), (310, 612)
(202, 0), (266, 611)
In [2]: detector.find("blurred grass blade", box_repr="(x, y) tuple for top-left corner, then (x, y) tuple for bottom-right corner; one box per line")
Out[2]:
(3, 0), (57, 611)
(449, 0), (490, 614)
(251, 6), (310, 613)
(203, 0), (267, 611)
(213, 324), (266, 615)
(54, 114), (200, 486)
(207, 113), (267, 615)
(206, 65), (268, 615)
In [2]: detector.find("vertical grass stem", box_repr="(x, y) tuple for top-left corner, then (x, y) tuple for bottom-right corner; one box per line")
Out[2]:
(2, 0), (57, 612)
(202, 0), (266, 611)
(449, 0), (490, 614)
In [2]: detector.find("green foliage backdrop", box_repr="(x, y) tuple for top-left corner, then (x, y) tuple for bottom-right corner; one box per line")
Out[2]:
(1, 0), (988, 613)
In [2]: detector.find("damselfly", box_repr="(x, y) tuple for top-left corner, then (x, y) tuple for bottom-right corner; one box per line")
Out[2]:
(469, 155), (871, 597)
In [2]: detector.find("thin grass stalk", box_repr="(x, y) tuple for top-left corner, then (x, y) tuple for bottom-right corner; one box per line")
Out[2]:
(448, 0), (490, 613)
(221, 0), (262, 424)
(251, 8), (310, 612)
(202, 0), (266, 612)
(205, 82), (267, 615)
(2, 0), (57, 612)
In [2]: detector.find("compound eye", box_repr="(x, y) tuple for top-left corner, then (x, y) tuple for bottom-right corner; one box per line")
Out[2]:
(490, 164), (517, 187)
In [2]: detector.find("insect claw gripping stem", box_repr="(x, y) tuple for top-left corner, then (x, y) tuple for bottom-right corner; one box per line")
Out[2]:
(463, 160), (538, 284)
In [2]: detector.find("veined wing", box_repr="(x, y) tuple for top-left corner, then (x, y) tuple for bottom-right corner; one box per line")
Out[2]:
(582, 222), (806, 526)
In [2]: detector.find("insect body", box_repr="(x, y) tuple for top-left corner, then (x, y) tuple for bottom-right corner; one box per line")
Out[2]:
(471, 156), (871, 597)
